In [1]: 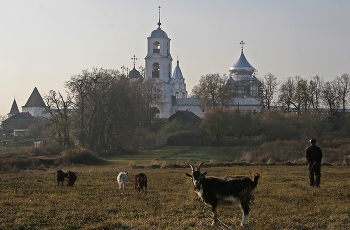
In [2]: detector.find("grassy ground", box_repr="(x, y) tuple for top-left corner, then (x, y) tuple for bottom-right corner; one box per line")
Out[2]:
(1, 163), (349, 229)
(109, 146), (250, 167)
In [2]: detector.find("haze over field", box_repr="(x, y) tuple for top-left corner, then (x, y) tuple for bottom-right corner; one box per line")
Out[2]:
(1, 0), (349, 116)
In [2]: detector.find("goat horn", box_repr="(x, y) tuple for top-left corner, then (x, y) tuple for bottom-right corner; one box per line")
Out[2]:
(197, 162), (205, 171)
(188, 163), (195, 171)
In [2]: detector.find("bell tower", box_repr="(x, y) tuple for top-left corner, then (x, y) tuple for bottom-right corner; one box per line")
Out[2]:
(145, 6), (172, 82)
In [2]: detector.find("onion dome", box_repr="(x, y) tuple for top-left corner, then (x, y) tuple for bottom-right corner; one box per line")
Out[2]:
(172, 61), (183, 79)
(128, 67), (142, 80)
(229, 51), (255, 73)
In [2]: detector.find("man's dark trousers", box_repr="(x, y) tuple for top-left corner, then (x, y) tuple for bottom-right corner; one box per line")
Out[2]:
(309, 163), (321, 186)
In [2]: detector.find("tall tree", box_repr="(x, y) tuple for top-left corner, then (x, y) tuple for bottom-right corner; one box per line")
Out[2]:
(334, 73), (350, 112)
(261, 72), (278, 111)
(278, 76), (295, 112)
(293, 77), (310, 112)
(65, 70), (91, 147)
(191, 73), (232, 109)
(44, 90), (73, 147)
(321, 81), (339, 113)
(308, 75), (323, 110)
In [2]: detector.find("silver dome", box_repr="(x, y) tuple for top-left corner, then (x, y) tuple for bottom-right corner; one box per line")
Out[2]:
(229, 51), (255, 73)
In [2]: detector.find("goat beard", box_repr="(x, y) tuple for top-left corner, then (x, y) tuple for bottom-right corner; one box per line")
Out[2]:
(193, 184), (201, 191)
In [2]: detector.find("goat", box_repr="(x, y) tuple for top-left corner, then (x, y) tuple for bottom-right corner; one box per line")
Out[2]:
(67, 171), (77, 186)
(56, 169), (68, 186)
(134, 173), (147, 193)
(117, 172), (128, 189)
(185, 162), (260, 226)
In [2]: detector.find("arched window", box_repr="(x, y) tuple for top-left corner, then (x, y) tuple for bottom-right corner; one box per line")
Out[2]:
(182, 92), (186, 98)
(153, 41), (160, 54)
(152, 62), (160, 78)
(175, 92), (179, 98)
(169, 63), (171, 78)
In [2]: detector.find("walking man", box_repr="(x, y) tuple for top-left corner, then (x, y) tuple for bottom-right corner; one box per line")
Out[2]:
(305, 139), (323, 188)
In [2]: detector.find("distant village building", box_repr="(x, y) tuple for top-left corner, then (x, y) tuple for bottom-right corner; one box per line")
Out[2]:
(168, 111), (201, 128)
(2, 87), (47, 135)
(143, 9), (262, 119)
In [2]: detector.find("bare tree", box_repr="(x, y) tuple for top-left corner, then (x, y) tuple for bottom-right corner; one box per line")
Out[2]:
(65, 70), (91, 147)
(322, 81), (339, 113)
(278, 76), (295, 112)
(261, 72), (278, 111)
(293, 77), (310, 112)
(308, 75), (323, 110)
(334, 73), (350, 112)
(44, 90), (73, 147)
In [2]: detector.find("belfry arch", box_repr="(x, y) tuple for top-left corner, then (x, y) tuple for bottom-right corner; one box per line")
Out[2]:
(152, 62), (160, 78)
(153, 41), (160, 53)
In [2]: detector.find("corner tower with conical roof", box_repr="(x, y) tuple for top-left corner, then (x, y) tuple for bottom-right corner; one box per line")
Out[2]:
(229, 41), (260, 98)
(8, 99), (20, 118)
(22, 87), (48, 117)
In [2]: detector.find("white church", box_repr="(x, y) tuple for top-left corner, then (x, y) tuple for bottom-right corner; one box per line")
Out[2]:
(139, 9), (262, 119)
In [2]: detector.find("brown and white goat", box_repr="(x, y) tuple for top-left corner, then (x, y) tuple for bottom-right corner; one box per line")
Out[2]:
(134, 173), (147, 193)
(185, 162), (260, 226)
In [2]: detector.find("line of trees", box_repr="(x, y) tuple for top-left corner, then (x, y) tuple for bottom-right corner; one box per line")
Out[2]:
(265, 73), (350, 113)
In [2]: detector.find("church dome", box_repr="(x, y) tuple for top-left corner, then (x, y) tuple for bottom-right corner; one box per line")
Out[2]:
(150, 27), (168, 38)
(229, 51), (255, 73)
(128, 67), (142, 79)
(227, 76), (236, 84)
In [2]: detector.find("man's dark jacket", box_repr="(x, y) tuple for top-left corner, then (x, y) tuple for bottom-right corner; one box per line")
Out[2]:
(305, 145), (323, 164)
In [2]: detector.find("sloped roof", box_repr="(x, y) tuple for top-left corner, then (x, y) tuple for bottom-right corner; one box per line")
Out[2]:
(232, 97), (261, 106)
(173, 98), (201, 106)
(6, 112), (34, 120)
(2, 112), (34, 132)
(9, 99), (20, 114)
(23, 87), (46, 108)
(169, 111), (201, 120)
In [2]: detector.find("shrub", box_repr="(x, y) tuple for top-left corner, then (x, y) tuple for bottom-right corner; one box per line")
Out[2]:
(58, 148), (105, 165)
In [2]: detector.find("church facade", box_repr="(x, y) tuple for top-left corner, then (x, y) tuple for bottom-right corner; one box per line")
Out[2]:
(143, 11), (262, 119)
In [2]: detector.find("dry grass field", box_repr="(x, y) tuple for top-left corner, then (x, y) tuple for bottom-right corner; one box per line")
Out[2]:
(1, 163), (350, 229)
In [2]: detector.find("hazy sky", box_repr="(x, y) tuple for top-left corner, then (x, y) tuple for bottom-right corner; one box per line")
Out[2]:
(1, 0), (349, 116)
